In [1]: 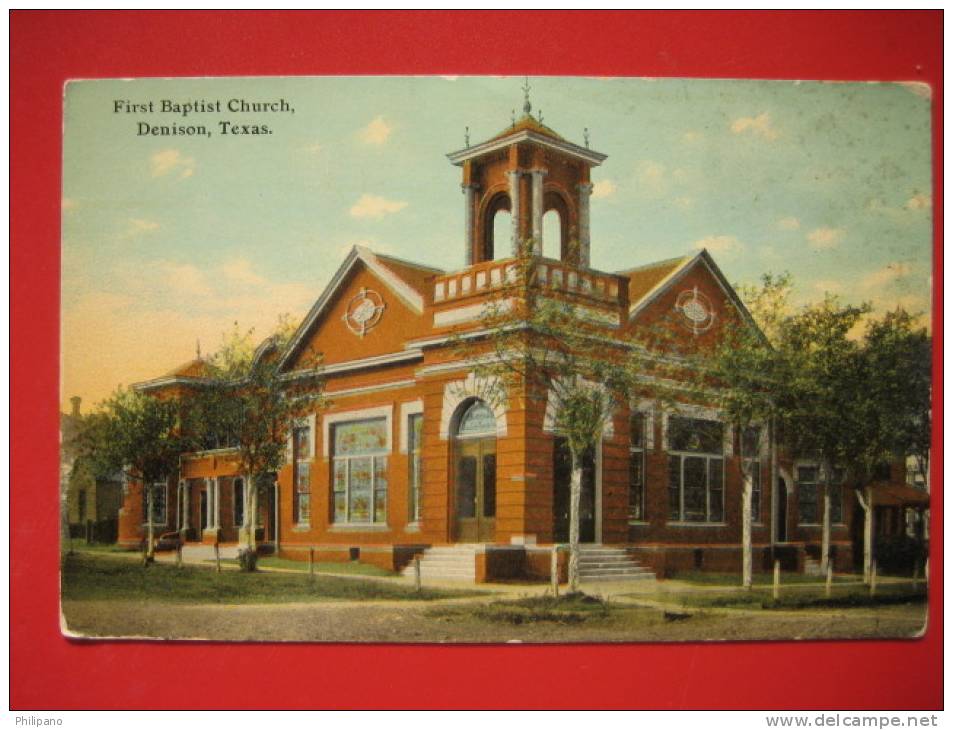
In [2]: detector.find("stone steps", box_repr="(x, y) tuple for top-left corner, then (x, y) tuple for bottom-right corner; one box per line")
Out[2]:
(401, 546), (477, 581)
(577, 545), (655, 583)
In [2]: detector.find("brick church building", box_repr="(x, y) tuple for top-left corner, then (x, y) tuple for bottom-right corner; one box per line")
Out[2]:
(118, 101), (924, 582)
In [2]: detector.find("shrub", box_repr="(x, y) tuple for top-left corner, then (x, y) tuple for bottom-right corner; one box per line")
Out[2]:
(237, 548), (259, 572)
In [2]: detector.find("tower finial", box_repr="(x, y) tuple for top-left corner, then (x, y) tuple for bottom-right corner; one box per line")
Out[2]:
(196, 339), (201, 359)
(583, 127), (590, 148)
(511, 109), (516, 127)
(538, 109), (543, 124)
(464, 126), (470, 148)
(522, 76), (532, 116)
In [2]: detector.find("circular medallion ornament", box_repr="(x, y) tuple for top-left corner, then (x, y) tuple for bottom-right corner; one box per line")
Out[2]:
(343, 288), (386, 337)
(675, 286), (715, 334)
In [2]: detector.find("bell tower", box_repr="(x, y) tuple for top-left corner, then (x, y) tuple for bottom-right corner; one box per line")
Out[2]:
(447, 81), (607, 269)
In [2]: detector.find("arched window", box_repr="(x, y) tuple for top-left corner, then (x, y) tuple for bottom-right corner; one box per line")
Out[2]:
(456, 400), (497, 438)
(492, 210), (512, 261)
(542, 209), (561, 259)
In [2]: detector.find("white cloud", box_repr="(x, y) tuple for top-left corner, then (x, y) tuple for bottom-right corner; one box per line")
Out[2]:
(62, 197), (78, 211)
(222, 257), (268, 287)
(905, 192), (931, 210)
(591, 179), (617, 199)
(635, 160), (667, 195)
(349, 194), (408, 219)
(157, 260), (214, 298)
(304, 142), (322, 155)
(694, 235), (743, 256)
(806, 226), (845, 249)
(674, 196), (694, 210)
(150, 149), (195, 179)
(776, 216), (800, 231)
(123, 218), (160, 238)
(731, 112), (780, 141)
(358, 116), (392, 145)
(682, 131), (703, 144)
(862, 261), (914, 289)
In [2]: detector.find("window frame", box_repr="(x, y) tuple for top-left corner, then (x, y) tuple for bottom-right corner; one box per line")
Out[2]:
(628, 411), (648, 524)
(292, 423), (312, 527)
(330, 417), (390, 527)
(141, 482), (168, 527)
(407, 412), (424, 525)
(795, 462), (846, 527)
(666, 415), (726, 525)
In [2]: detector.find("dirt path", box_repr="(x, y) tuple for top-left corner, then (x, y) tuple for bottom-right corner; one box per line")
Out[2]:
(61, 598), (927, 643)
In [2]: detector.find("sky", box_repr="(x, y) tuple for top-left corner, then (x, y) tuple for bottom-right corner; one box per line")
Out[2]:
(61, 76), (933, 412)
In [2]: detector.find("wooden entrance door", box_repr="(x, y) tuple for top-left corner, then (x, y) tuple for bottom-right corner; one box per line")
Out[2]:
(453, 437), (497, 542)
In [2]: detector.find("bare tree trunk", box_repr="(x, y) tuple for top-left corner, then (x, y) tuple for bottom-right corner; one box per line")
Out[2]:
(821, 484), (831, 577)
(568, 450), (582, 594)
(242, 477), (253, 549)
(856, 486), (874, 583)
(145, 485), (155, 561)
(742, 471), (752, 589)
(249, 483), (259, 551)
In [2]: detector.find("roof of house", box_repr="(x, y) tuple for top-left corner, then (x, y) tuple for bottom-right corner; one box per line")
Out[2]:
(872, 482), (930, 507)
(374, 252), (444, 297)
(487, 114), (567, 144)
(617, 255), (692, 308)
(162, 357), (215, 379)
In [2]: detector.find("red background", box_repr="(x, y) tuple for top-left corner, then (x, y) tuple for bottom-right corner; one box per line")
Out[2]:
(10, 10), (943, 710)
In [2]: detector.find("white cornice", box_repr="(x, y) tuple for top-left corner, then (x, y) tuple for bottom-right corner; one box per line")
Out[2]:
(447, 130), (607, 166)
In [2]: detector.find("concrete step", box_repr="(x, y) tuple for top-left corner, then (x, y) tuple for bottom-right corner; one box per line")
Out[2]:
(580, 572), (656, 583)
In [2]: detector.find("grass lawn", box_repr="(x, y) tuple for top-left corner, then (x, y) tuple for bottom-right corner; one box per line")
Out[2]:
(61, 552), (478, 604)
(431, 592), (612, 626)
(254, 555), (397, 577)
(653, 581), (927, 610)
(667, 571), (857, 586)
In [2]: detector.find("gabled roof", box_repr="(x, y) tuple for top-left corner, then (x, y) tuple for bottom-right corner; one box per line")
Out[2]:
(625, 249), (761, 334)
(132, 357), (215, 392)
(278, 245), (441, 371)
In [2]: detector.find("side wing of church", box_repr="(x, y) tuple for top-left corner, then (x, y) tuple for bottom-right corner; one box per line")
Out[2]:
(117, 101), (922, 582)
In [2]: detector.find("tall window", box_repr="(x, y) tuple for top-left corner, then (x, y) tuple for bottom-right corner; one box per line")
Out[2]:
(142, 483), (167, 526)
(332, 418), (389, 525)
(667, 416), (724, 523)
(233, 479), (244, 527)
(293, 424), (311, 526)
(629, 412), (646, 522)
(797, 465), (845, 525)
(408, 413), (423, 523)
(742, 427), (762, 523)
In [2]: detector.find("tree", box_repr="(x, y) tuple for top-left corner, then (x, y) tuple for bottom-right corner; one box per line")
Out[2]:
(773, 294), (871, 578)
(76, 388), (191, 562)
(195, 318), (323, 559)
(842, 308), (931, 582)
(690, 274), (789, 588)
(454, 246), (675, 592)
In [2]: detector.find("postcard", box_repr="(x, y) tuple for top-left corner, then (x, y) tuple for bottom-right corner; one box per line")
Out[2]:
(59, 75), (932, 642)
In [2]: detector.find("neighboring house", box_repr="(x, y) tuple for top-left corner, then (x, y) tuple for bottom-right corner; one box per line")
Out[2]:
(116, 106), (923, 580)
(61, 397), (123, 543)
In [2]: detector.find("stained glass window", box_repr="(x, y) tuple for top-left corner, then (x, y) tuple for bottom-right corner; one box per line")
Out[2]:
(332, 417), (389, 525)
(456, 401), (496, 437)
(408, 414), (423, 522)
(293, 424), (311, 526)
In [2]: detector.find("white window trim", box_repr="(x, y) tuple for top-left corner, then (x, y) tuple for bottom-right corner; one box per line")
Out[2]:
(142, 482), (169, 527)
(628, 409), (649, 525)
(398, 400), (424, 454)
(323, 405), (393, 458)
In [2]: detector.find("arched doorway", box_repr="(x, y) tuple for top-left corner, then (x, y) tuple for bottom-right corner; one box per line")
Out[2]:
(452, 399), (497, 542)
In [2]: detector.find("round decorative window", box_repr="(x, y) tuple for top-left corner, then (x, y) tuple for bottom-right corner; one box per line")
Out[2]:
(674, 287), (715, 334)
(343, 288), (386, 337)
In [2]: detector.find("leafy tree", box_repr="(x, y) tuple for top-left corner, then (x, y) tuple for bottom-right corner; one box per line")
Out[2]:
(195, 318), (323, 557)
(843, 308), (931, 581)
(76, 388), (191, 562)
(455, 246), (675, 592)
(690, 274), (788, 588)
